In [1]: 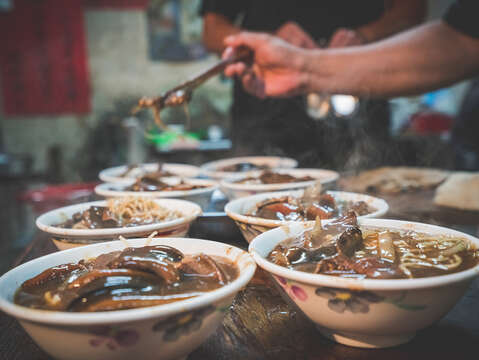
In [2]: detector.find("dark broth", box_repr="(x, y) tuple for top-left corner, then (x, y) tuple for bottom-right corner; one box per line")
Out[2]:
(267, 212), (479, 279)
(119, 162), (174, 178)
(57, 206), (148, 229)
(124, 176), (206, 192)
(56, 198), (181, 229)
(15, 245), (238, 312)
(219, 162), (270, 172)
(250, 193), (375, 221)
(235, 171), (314, 185)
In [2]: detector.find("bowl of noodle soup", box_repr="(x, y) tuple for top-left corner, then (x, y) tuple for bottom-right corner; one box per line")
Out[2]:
(98, 162), (201, 184)
(200, 156), (298, 180)
(36, 197), (202, 250)
(94, 178), (218, 211)
(0, 237), (256, 360)
(249, 217), (479, 349)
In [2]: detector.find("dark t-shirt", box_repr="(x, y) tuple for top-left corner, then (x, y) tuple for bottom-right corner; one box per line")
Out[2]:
(443, 0), (479, 38)
(200, 1), (388, 167)
(444, 1), (479, 169)
(200, 1), (384, 41)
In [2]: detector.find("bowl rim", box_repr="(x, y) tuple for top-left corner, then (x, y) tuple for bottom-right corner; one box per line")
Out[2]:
(249, 218), (479, 291)
(36, 198), (202, 238)
(225, 190), (389, 227)
(199, 156), (298, 179)
(99, 162), (201, 183)
(94, 178), (218, 198)
(0, 237), (256, 325)
(219, 168), (339, 192)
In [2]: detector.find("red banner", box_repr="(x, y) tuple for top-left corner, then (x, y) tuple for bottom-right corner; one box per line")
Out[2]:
(0, 0), (91, 115)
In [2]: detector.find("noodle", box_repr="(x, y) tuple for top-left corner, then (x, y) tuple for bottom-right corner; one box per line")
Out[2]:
(145, 231), (158, 246)
(152, 105), (169, 131)
(132, 96), (169, 131)
(363, 229), (470, 278)
(106, 197), (182, 226)
(268, 213), (479, 279)
(62, 197), (184, 230)
(118, 235), (129, 248)
(183, 103), (191, 130)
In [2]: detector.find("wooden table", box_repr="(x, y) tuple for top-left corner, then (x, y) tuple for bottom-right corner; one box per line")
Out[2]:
(1, 189), (479, 360)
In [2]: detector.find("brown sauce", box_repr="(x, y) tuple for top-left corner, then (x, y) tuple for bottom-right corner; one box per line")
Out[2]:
(56, 198), (181, 229)
(235, 171), (314, 185)
(15, 245), (238, 312)
(58, 206), (126, 229)
(124, 176), (207, 192)
(267, 212), (479, 279)
(250, 193), (374, 221)
(120, 163), (174, 178)
(219, 162), (270, 172)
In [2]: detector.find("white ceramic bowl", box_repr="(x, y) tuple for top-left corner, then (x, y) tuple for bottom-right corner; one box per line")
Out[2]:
(220, 168), (340, 200)
(200, 156), (298, 180)
(249, 219), (479, 348)
(94, 179), (218, 211)
(225, 189), (388, 243)
(0, 237), (256, 360)
(36, 199), (202, 250)
(99, 163), (201, 184)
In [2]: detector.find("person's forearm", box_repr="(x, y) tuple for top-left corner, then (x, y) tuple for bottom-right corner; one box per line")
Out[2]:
(357, 0), (427, 42)
(303, 21), (479, 97)
(202, 13), (241, 55)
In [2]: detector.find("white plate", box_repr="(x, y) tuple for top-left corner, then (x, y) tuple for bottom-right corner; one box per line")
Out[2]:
(200, 156), (298, 180)
(99, 163), (201, 183)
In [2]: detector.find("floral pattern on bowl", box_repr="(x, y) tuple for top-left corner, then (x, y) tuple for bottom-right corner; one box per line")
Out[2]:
(152, 305), (216, 342)
(89, 325), (140, 350)
(315, 287), (427, 314)
(275, 276), (308, 301)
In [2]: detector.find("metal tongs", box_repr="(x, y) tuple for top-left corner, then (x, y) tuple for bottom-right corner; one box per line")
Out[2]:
(133, 46), (253, 115)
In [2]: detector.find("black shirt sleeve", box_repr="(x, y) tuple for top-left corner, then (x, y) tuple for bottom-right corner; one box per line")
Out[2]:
(443, 0), (479, 38)
(199, 0), (246, 23)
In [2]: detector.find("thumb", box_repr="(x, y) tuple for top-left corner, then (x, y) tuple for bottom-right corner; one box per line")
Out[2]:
(224, 31), (270, 51)
(221, 46), (234, 60)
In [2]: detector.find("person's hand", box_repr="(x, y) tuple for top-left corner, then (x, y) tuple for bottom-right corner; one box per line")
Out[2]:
(276, 21), (317, 49)
(329, 28), (367, 48)
(222, 32), (309, 98)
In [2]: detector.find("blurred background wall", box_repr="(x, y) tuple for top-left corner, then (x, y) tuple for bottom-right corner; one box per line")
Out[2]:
(0, 0), (467, 182)
(1, 0), (232, 181)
